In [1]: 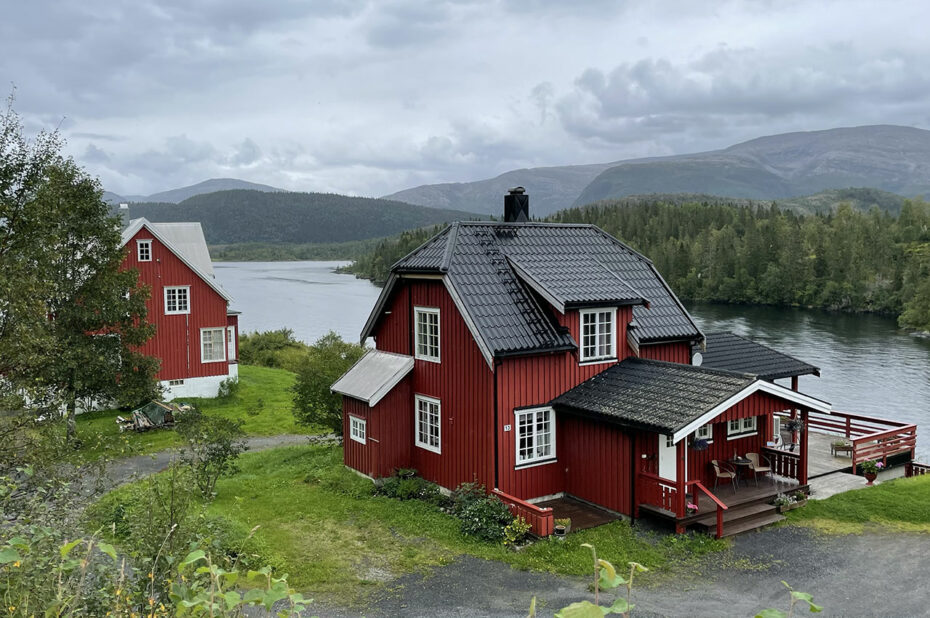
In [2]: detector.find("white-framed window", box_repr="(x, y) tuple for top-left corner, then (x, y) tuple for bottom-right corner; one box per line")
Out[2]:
(200, 328), (226, 363)
(579, 308), (616, 362)
(164, 286), (190, 315)
(696, 423), (713, 442)
(414, 307), (440, 362)
(227, 326), (236, 360)
(415, 395), (441, 453)
(349, 416), (367, 444)
(728, 416), (758, 439)
(137, 239), (152, 262)
(168, 379), (184, 386)
(516, 407), (556, 466)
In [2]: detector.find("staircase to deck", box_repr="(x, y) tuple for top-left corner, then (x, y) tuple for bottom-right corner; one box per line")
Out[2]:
(689, 497), (785, 538)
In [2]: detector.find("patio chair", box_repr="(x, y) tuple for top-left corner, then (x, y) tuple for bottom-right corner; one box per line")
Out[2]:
(746, 452), (773, 486)
(711, 460), (739, 493)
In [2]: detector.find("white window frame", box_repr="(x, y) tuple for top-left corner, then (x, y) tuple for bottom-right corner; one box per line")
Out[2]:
(727, 416), (758, 440)
(227, 326), (236, 360)
(515, 407), (556, 467)
(164, 286), (190, 315)
(168, 379), (184, 386)
(137, 239), (152, 262)
(414, 307), (440, 362)
(200, 327), (226, 363)
(349, 416), (367, 444)
(579, 308), (617, 363)
(415, 394), (441, 454)
(696, 423), (713, 443)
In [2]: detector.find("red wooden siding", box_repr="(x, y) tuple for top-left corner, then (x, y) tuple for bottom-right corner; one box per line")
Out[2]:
(555, 306), (633, 362)
(639, 341), (691, 364)
(562, 416), (633, 515)
(343, 397), (374, 477)
(371, 280), (495, 490)
(123, 227), (229, 381)
(342, 379), (413, 479)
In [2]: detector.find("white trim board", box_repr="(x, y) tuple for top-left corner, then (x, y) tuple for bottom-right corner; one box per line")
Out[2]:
(672, 379), (831, 444)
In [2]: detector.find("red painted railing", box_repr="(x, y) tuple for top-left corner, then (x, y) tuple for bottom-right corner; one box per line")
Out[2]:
(777, 410), (917, 475)
(636, 472), (678, 515)
(763, 446), (801, 481)
(492, 489), (554, 537)
(686, 480), (728, 539)
(906, 462), (930, 478)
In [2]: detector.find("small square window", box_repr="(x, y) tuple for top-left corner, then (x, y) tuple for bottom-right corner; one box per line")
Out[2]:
(168, 379), (184, 386)
(696, 423), (713, 442)
(580, 308), (616, 362)
(137, 239), (152, 262)
(349, 416), (366, 444)
(728, 416), (758, 439)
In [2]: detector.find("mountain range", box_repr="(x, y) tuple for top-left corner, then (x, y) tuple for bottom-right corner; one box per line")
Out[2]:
(103, 178), (282, 205)
(383, 125), (930, 216)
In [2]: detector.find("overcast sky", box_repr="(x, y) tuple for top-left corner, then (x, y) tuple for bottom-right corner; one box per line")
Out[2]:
(3, 0), (929, 197)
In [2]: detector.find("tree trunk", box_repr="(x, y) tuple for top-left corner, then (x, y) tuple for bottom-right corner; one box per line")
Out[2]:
(66, 396), (77, 443)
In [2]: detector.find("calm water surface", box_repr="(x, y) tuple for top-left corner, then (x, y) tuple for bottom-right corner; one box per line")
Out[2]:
(214, 261), (930, 460)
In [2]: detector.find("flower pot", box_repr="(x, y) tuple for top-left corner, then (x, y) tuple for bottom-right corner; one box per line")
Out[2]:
(864, 472), (877, 485)
(777, 499), (807, 513)
(553, 525), (566, 537)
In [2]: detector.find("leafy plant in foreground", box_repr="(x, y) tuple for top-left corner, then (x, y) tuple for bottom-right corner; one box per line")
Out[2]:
(755, 581), (822, 617)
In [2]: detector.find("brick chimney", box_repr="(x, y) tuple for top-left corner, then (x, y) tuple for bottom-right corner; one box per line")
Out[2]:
(504, 186), (529, 223)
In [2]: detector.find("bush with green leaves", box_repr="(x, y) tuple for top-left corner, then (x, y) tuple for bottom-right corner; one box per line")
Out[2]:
(175, 407), (248, 498)
(216, 376), (241, 400)
(291, 331), (365, 435)
(457, 495), (514, 543)
(239, 328), (309, 371)
(450, 480), (488, 517)
(503, 516), (532, 547)
(377, 473), (448, 506)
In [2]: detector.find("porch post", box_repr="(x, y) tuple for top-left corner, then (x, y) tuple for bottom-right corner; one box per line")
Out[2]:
(799, 408), (809, 485)
(676, 439), (686, 519)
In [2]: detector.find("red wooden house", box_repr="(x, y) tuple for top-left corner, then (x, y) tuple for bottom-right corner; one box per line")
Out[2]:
(333, 189), (831, 536)
(121, 218), (239, 399)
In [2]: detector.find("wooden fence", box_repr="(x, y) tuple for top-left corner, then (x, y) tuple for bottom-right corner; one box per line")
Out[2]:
(763, 446), (801, 481)
(492, 489), (554, 537)
(636, 471), (678, 515)
(906, 462), (930, 478)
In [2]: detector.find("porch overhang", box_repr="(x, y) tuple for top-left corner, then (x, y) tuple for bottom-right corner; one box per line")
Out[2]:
(330, 350), (414, 407)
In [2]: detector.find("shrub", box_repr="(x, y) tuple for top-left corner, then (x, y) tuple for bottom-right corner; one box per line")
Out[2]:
(457, 496), (514, 543)
(377, 471), (448, 506)
(450, 480), (488, 517)
(239, 328), (308, 370)
(175, 408), (248, 498)
(216, 376), (240, 400)
(291, 332), (365, 435)
(503, 516), (532, 547)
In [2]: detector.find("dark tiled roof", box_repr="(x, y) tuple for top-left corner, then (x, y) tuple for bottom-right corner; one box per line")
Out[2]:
(697, 332), (820, 381)
(365, 222), (702, 359)
(551, 358), (755, 434)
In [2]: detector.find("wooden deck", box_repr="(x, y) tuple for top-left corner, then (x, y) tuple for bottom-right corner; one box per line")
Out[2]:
(535, 496), (621, 531)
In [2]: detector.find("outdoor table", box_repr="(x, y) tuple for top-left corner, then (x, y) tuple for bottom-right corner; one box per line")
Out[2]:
(728, 457), (753, 485)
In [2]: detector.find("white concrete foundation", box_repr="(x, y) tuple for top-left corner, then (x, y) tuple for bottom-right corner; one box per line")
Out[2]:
(161, 363), (238, 400)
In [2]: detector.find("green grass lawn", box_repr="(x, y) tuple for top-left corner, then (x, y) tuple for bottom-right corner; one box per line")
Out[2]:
(787, 474), (930, 534)
(206, 445), (726, 604)
(74, 365), (317, 461)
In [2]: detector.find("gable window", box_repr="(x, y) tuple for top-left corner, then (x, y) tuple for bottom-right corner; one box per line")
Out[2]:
(349, 416), (367, 444)
(415, 395), (441, 453)
(137, 239), (152, 262)
(164, 286), (190, 315)
(414, 307), (440, 362)
(727, 416), (758, 439)
(696, 423), (713, 443)
(516, 407), (556, 466)
(200, 328), (226, 363)
(580, 308), (616, 362)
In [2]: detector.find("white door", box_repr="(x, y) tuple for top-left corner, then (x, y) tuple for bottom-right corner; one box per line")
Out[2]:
(658, 434), (677, 481)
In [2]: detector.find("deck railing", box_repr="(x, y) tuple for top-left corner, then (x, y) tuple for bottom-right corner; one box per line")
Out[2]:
(686, 480), (728, 539)
(763, 446), (801, 480)
(492, 489), (554, 537)
(777, 410), (917, 475)
(636, 471), (678, 515)
(906, 462), (930, 478)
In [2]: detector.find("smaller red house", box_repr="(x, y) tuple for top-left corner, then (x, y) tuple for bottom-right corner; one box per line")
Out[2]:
(121, 217), (239, 399)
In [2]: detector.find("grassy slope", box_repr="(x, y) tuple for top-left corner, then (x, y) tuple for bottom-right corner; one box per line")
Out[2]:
(74, 365), (311, 461)
(207, 445), (725, 604)
(787, 475), (930, 534)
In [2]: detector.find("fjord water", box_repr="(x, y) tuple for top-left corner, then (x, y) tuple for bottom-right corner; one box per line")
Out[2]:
(214, 261), (930, 460)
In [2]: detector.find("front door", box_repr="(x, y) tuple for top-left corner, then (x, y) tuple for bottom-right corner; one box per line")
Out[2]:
(658, 434), (677, 481)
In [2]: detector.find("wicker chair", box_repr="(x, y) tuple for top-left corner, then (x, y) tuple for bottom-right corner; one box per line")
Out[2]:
(711, 460), (739, 493)
(746, 452), (773, 486)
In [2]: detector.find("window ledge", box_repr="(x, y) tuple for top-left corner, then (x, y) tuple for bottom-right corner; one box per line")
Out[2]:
(415, 442), (441, 455)
(515, 458), (557, 470)
(727, 432), (758, 441)
(579, 357), (617, 367)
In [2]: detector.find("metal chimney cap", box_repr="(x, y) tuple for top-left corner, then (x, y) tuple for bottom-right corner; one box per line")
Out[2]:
(119, 202), (129, 209)
(508, 186), (526, 195)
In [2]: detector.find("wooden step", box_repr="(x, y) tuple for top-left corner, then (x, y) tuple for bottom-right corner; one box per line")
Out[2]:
(692, 501), (778, 528)
(709, 511), (785, 537)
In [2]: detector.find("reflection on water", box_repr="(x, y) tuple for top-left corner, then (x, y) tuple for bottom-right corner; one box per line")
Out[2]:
(213, 262), (930, 460)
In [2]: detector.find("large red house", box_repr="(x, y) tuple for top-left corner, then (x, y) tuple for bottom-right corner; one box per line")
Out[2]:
(121, 217), (239, 399)
(333, 189), (832, 536)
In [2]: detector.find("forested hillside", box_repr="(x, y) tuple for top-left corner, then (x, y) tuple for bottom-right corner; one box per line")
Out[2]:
(346, 199), (930, 332)
(340, 225), (446, 285)
(124, 190), (481, 244)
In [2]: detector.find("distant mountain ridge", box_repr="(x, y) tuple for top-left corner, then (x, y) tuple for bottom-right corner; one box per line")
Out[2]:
(121, 189), (482, 245)
(384, 125), (930, 216)
(104, 178), (283, 204)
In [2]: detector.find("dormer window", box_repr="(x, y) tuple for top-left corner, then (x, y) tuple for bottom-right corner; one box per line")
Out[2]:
(137, 239), (152, 261)
(579, 308), (616, 363)
(414, 306), (440, 362)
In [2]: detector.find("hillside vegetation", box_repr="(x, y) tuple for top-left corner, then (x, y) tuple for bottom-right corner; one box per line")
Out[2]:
(124, 189), (481, 244)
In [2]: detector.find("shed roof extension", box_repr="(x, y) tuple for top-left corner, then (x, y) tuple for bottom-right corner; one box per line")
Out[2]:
(362, 222), (702, 364)
(697, 332), (820, 381)
(331, 350), (414, 407)
(551, 357), (830, 442)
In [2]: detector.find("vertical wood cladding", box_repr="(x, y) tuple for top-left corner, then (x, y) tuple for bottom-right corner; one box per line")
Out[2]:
(123, 227), (229, 381)
(343, 396), (373, 476)
(342, 379), (413, 479)
(370, 280), (495, 490)
(639, 341), (691, 364)
(562, 416), (633, 515)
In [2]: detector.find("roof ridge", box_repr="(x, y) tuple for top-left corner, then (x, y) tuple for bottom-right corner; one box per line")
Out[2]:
(629, 357), (757, 380)
(707, 331), (820, 373)
(440, 221), (459, 272)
